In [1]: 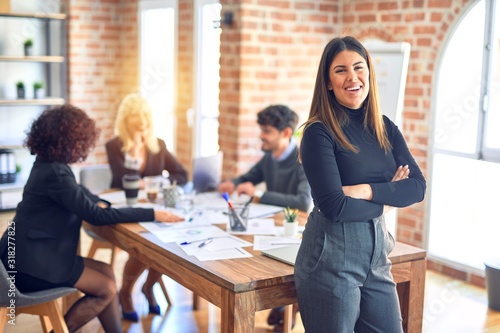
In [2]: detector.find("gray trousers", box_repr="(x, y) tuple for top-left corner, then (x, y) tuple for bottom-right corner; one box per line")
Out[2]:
(294, 208), (403, 333)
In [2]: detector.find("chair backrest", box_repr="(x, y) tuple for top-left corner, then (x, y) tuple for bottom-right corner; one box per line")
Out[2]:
(0, 262), (76, 308)
(0, 261), (15, 306)
(80, 164), (112, 194)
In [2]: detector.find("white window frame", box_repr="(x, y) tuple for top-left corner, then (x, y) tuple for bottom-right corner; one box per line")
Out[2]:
(193, 0), (221, 157)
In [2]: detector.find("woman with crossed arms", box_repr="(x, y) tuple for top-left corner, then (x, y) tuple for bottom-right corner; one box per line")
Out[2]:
(295, 36), (426, 332)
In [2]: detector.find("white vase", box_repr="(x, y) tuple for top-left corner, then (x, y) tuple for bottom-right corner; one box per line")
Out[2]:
(283, 220), (298, 237)
(34, 88), (45, 99)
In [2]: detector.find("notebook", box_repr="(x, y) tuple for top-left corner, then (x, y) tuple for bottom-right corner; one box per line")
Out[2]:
(192, 152), (223, 193)
(261, 244), (300, 266)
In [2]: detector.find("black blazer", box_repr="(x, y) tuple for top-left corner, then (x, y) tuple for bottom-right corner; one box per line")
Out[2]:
(106, 137), (188, 189)
(0, 158), (154, 284)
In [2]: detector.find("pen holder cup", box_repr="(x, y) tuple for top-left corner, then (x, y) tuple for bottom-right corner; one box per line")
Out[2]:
(229, 206), (249, 232)
(163, 186), (179, 208)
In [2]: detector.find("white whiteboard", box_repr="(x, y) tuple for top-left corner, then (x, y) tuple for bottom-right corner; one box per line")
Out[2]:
(364, 41), (411, 127)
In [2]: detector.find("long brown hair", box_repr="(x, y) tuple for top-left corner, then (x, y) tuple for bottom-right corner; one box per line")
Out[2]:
(301, 36), (390, 156)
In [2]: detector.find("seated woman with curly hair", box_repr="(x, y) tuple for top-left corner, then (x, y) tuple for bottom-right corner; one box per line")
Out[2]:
(0, 105), (183, 333)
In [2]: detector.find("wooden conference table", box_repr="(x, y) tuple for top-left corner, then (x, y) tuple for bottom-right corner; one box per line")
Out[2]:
(87, 214), (426, 333)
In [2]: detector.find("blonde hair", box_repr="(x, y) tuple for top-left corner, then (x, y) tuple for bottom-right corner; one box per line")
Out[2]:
(115, 93), (160, 154)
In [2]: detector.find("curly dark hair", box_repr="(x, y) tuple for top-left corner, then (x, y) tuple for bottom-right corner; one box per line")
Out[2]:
(25, 104), (100, 164)
(257, 104), (299, 132)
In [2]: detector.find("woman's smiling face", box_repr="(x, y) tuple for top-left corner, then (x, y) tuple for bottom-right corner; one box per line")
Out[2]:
(328, 50), (369, 109)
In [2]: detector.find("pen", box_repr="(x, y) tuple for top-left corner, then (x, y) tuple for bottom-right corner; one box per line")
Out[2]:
(180, 238), (207, 245)
(180, 236), (227, 246)
(240, 196), (254, 217)
(198, 238), (213, 248)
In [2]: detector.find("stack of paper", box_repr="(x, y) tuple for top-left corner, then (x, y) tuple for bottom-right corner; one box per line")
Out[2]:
(139, 224), (253, 261)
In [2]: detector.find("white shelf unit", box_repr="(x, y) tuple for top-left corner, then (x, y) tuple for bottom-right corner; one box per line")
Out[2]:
(0, 10), (67, 210)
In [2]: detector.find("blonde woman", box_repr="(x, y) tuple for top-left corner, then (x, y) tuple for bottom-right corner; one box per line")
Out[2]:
(106, 93), (188, 321)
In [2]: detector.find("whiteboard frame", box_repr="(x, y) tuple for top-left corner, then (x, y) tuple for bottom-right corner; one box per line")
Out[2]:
(364, 41), (411, 127)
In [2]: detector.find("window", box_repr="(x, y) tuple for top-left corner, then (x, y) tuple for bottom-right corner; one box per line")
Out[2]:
(483, 0), (500, 160)
(138, 0), (177, 152)
(193, 0), (221, 157)
(429, 0), (500, 270)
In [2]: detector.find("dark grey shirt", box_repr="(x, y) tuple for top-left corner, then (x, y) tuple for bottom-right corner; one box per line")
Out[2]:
(233, 145), (312, 212)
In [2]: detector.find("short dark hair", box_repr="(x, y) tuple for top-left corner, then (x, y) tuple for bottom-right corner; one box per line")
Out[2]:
(25, 104), (100, 164)
(257, 104), (298, 132)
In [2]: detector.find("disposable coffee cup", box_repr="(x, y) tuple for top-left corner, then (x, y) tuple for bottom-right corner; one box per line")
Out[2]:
(122, 173), (140, 206)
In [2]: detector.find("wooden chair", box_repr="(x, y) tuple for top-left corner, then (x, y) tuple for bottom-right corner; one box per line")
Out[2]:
(0, 263), (76, 333)
(79, 164), (171, 306)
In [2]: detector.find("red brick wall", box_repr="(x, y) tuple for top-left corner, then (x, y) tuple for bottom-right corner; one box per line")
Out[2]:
(67, 0), (139, 165)
(176, 0), (194, 171)
(218, 0), (340, 177)
(65, 0), (479, 282)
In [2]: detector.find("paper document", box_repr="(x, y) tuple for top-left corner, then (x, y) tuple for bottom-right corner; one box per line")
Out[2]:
(253, 235), (301, 251)
(179, 235), (252, 256)
(139, 224), (229, 244)
(228, 218), (276, 235)
(194, 247), (252, 261)
(246, 203), (284, 219)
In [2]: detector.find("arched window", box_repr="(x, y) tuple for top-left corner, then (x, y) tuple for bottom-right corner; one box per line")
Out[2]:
(429, 0), (500, 270)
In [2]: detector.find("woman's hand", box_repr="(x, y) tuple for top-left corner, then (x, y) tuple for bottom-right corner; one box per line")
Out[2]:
(343, 165), (410, 200)
(154, 210), (184, 222)
(392, 165), (409, 182)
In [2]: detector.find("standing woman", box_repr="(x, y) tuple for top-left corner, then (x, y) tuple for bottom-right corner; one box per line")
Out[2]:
(106, 93), (188, 321)
(295, 36), (426, 332)
(0, 105), (183, 332)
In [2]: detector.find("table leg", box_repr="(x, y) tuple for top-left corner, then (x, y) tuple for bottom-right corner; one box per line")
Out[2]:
(406, 259), (426, 333)
(283, 304), (293, 333)
(192, 293), (208, 311)
(220, 289), (255, 333)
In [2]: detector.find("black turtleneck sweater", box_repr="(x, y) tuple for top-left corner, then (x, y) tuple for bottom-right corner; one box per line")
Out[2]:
(300, 108), (426, 222)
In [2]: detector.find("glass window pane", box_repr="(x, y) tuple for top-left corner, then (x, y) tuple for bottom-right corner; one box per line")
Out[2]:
(196, 1), (221, 157)
(429, 153), (500, 269)
(140, 7), (176, 151)
(484, 1), (500, 150)
(200, 118), (220, 156)
(433, 2), (485, 154)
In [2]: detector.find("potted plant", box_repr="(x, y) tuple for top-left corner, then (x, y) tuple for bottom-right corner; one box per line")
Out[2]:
(16, 81), (25, 99)
(282, 207), (299, 236)
(23, 38), (33, 56)
(33, 81), (45, 99)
